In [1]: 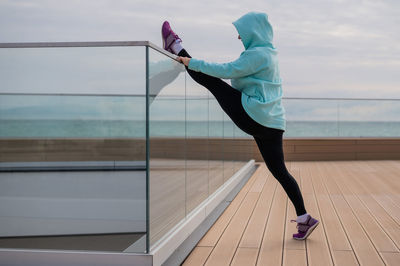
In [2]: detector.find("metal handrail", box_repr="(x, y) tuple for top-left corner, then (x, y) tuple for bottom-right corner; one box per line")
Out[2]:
(0, 40), (179, 61)
(282, 97), (400, 101)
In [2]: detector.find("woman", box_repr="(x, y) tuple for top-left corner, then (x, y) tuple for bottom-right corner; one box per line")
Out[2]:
(162, 11), (319, 240)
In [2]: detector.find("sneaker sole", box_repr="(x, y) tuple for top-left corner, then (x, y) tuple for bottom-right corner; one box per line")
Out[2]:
(293, 220), (319, 240)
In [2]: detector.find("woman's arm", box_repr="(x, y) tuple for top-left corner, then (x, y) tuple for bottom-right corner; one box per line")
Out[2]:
(178, 51), (267, 79)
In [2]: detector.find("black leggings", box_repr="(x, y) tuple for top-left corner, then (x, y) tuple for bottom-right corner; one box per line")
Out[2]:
(178, 49), (307, 216)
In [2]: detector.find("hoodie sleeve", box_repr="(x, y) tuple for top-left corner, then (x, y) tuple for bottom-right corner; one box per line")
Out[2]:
(188, 51), (265, 79)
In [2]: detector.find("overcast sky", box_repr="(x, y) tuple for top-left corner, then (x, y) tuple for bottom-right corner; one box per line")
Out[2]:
(0, 0), (399, 99)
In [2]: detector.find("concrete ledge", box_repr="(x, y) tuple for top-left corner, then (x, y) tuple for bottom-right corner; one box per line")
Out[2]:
(0, 249), (152, 266)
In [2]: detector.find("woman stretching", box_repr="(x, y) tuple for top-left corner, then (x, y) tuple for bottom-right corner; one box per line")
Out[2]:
(161, 11), (319, 240)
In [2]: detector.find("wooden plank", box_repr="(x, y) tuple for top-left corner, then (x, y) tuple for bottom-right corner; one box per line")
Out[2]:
(372, 195), (400, 225)
(285, 139), (357, 146)
(368, 161), (400, 188)
(256, 184), (287, 266)
(325, 161), (399, 253)
(340, 161), (400, 226)
(358, 194), (400, 250)
(285, 152), (357, 161)
(319, 166), (386, 266)
(285, 161), (307, 261)
(298, 162), (313, 195)
(304, 161), (349, 265)
(365, 166), (400, 196)
(386, 194), (400, 211)
(329, 194), (385, 265)
(356, 145), (400, 153)
(303, 193), (333, 266)
(295, 145), (357, 153)
(283, 249), (307, 266)
(355, 139), (400, 145)
(332, 250), (359, 266)
(182, 246), (213, 266)
(356, 152), (400, 160)
(204, 192), (260, 266)
(239, 171), (277, 248)
(249, 170), (267, 193)
(379, 252), (400, 266)
(284, 180), (305, 251)
(231, 247), (258, 266)
(346, 195), (399, 252)
(197, 166), (259, 247)
(306, 162), (353, 251)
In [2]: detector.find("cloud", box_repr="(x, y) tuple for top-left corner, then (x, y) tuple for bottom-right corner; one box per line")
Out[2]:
(0, 0), (399, 99)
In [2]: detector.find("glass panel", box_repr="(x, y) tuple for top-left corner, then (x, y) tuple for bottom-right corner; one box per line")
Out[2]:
(283, 98), (339, 137)
(234, 123), (252, 172)
(223, 113), (235, 182)
(338, 100), (400, 137)
(185, 73), (209, 214)
(0, 46), (147, 253)
(0, 47), (145, 95)
(208, 97), (224, 195)
(283, 98), (400, 137)
(148, 47), (186, 247)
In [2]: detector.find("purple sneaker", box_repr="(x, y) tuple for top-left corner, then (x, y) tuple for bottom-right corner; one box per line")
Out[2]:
(161, 21), (182, 54)
(290, 214), (319, 240)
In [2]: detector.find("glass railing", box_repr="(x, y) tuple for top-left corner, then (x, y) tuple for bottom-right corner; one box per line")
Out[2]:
(283, 97), (400, 137)
(1, 41), (398, 260)
(0, 42), (251, 256)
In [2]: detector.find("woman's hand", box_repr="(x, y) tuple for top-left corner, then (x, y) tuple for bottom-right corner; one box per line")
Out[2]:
(178, 56), (191, 66)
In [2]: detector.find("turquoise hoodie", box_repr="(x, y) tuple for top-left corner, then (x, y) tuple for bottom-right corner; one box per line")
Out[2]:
(188, 11), (286, 131)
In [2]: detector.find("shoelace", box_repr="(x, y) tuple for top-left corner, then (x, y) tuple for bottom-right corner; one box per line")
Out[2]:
(290, 219), (309, 233)
(172, 33), (182, 42)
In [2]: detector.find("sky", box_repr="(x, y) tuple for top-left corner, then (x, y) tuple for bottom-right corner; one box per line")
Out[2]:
(0, 0), (399, 99)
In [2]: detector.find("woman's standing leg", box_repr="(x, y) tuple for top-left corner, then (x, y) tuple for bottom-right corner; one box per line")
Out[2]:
(254, 131), (320, 240)
(253, 131), (307, 216)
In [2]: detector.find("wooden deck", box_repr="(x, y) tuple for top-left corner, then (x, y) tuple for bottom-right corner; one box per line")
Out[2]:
(182, 160), (400, 266)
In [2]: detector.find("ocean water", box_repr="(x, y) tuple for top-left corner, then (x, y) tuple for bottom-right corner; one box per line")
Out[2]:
(1, 119), (399, 138)
(2, 93), (399, 138)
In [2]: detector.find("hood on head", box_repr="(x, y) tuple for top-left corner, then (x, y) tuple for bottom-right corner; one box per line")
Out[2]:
(232, 11), (274, 50)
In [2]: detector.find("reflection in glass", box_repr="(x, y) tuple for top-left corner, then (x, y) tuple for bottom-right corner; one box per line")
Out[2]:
(208, 97), (224, 195)
(0, 46), (147, 253)
(283, 99), (339, 137)
(338, 100), (400, 137)
(223, 113), (234, 182)
(186, 96), (209, 213)
(148, 47), (186, 247)
(283, 98), (400, 137)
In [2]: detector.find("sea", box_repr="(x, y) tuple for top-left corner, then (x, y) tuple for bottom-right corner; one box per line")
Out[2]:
(1, 119), (399, 138)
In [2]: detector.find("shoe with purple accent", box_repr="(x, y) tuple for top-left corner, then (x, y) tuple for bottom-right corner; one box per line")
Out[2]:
(290, 214), (319, 240)
(161, 21), (182, 54)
